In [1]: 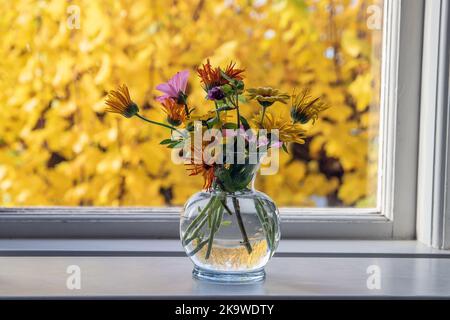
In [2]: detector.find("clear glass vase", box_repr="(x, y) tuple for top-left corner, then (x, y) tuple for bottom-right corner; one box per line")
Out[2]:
(180, 161), (280, 283)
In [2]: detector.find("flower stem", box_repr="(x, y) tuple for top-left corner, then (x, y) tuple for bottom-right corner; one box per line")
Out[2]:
(260, 106), (267, 126)
(232, 196), (252, 254)
(214, 101), (222, 125)
(235, 91), (241, 129)
(205, 206), (220, 260)
(187, 239), (209, 256)
(135, 113), (185, 136)
(183, 103), (190, 117)
(254, 198), (274, 255)
(182, 196), (217, 245)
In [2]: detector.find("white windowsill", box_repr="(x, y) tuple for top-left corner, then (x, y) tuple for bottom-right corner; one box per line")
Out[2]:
(0, 239), (449, 298)
(0, 239), (448, 257)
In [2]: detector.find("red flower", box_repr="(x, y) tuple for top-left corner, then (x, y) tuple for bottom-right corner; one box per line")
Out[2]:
(197, 59), (244, 90)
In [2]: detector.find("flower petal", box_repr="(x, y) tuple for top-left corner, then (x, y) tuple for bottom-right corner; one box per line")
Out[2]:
(176, 70), (190, 92)
(156, 94), (171, 102)
(168, 70), (190, 94)
(156, 82), (178, 97)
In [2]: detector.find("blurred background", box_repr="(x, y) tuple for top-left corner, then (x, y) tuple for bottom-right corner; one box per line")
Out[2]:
(0, 0), (383, 207)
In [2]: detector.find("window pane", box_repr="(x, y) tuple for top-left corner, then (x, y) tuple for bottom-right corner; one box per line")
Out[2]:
(0, 0), (383, 207)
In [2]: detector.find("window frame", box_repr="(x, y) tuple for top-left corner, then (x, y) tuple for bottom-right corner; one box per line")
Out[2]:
(0, 0), (426, 240)
(417, 0), (450, 249)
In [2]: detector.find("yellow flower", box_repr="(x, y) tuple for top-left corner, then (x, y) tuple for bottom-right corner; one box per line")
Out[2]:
(290, 89), (328, 124)
(189, 111), (218, 121)
(247, 87), (290, 107)
(104, 84), (139, 118)
(253, 111), (306, 144)
(188, 110), (231, 126)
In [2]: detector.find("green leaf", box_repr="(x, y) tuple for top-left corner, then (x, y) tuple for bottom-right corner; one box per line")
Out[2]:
(238, 95), (248, 103)
(223, 122), (238, 129)
(282, 143), (289, 154)
(206, 116), (219, 129)
(166, 140), (184, 149)
(160, 139), (173, 145)
(221, 84), (233, 94)
(239, 115), (251, 130)
(216, 105), (234, 112)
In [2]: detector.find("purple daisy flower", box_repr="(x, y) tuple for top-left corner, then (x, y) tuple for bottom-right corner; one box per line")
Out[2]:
(156, 70), (190, 102)
(207, 86), (225, 100)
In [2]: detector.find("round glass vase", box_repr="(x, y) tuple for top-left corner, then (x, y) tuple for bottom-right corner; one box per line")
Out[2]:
(180, 163), (280, 283)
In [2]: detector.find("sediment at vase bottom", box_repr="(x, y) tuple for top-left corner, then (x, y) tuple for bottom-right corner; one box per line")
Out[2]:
(188, 237), (270, 271)
(192, 265), (266, 283)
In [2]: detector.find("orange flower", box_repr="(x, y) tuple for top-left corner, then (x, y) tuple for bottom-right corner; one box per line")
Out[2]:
(185, 142), (217, 190)
(161, 98), (187, 126)
(197, 59), (244, 90)
(186, 162), (216, 191)
(105, 84), (139, 118)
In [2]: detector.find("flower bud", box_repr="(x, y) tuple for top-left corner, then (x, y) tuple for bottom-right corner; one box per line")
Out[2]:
(207, 87), (226, 101)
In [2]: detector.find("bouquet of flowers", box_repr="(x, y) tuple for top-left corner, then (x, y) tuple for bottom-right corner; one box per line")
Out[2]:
(105, 59), (326, 271)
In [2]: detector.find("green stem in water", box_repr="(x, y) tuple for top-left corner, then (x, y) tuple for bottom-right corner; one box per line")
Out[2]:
(232, 196), (253, 254)
(183, 214), (209, 246)
(219, 198), (234, 216)
(182, 196), (217, 244)
(187, 239), (209, 257)
(254, 198), (273, 254)
(205, 207), (219, 260)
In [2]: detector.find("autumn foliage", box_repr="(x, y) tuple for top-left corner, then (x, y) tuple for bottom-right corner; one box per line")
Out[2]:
(0, 0), (382, 207)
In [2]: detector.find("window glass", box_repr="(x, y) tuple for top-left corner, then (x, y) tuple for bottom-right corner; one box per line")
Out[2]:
(0, 0), (383, 207)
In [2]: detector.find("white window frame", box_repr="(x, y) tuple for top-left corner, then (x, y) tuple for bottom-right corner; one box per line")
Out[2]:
(417, 0), (450, 249)
(0, 0), (443, 242)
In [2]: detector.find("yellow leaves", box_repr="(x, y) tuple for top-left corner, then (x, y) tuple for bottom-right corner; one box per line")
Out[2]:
(137, 144), (168, 175)
(98, 179), (120, 205)
(96, 153), (123, 174)
(210, 41), (239, 65)
(301, 172), (339, 198)
(349, 73), (373, 112)
(23, 97), (39, 113)
(342, 30), (370, 58)
(123, 170), (164, 206)
(52, 55), (74, 88)
(83, 2), (108, 40)
(286, 161), (307, 183)
(338, 170), (370, 205)
(53, 100), (77, 117)
(0, 0), (381, 207)
(324, 122), (367, 171)
(312, 88), (350, 123)
(73, 133), (90, 154)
